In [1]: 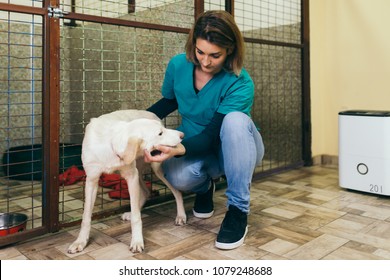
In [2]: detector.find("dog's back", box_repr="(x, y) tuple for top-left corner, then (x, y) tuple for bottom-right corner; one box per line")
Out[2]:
(86, 110), (160, 135)
(96, 109), (159, 123)
(81, 110), (161, 172)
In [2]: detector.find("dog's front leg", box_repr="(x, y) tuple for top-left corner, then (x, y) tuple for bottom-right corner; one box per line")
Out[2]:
(161, 179), (187, 225)
(151, 163), (186, 225)
(121, 167), (144, 253)
(68, 176), (99, 254)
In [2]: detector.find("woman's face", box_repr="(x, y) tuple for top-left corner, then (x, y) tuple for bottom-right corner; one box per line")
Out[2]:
(195, 38), (229, 75)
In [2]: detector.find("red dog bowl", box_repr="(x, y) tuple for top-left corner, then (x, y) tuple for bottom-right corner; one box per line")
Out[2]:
(0, 213), (28, 236)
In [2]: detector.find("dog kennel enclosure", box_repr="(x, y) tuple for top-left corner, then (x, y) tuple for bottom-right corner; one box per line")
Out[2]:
(0, 0), (310, 246)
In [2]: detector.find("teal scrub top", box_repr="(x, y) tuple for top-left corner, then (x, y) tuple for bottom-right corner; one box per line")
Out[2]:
(162, 53), (254, 138)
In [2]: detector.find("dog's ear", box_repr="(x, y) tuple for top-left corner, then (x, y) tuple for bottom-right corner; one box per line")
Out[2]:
(121, 137), (142, 165)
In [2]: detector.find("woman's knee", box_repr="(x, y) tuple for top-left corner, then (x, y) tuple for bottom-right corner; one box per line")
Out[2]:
(220, 111), (264, 165)
(220, 112), (253, 140)
(162, 160), (208, 192)
(222, 112), (249, 128)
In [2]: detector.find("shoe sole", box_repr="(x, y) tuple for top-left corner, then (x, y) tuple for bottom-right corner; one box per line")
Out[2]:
(192, 209), (214, 219)
(215, 226), (248, 250)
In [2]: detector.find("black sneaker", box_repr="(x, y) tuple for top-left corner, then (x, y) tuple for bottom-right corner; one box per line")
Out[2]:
(192, 180), (215, 218)
(215, 205), (248, 250)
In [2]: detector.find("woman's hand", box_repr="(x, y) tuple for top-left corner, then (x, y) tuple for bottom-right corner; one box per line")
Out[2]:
(144, 143), (186, 163)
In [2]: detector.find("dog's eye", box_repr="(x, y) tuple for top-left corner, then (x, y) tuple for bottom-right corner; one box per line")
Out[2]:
(158, 131), (163, 136)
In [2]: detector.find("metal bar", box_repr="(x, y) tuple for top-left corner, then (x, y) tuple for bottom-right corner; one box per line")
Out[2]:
(244, 37), (303, 49)
(64, 12), (190, 34)
(225, 0), (234, 16)
(0, 227), (48, 247)
(0, 3), (46, 15)
(194, 0), (204, 19)
(42, 0), (60, 232)
(128, 0), (135, 14)
(253, 161), (305, 182)
(301, 0), (312, 166)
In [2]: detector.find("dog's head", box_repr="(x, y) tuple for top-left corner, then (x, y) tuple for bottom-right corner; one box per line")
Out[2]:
(113, 119), (183, 165)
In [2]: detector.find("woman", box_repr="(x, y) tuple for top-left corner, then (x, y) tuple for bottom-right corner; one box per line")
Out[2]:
(145, 10), (264, 250)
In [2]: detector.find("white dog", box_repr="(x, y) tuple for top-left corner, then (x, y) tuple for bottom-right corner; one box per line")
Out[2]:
(67, 109), (186, 254)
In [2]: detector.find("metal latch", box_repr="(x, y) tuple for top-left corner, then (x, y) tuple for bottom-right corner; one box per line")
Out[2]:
(48, 6), (69, 18)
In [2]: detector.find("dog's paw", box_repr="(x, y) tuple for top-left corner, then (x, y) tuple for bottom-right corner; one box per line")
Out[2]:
(175, 215), (187, 226)
(121, 212), (131, 221)
(67, 240), (87, 254)
(130, 241), (144, 253)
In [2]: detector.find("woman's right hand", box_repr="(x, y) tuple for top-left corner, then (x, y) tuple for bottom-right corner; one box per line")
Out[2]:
(144, 143), (186, 163)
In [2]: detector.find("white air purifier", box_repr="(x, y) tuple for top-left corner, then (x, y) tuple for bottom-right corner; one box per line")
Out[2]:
(339, 110), (390, 196)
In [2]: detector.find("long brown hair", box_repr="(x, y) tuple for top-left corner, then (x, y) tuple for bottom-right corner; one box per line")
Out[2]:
(185, 10), (245, 76)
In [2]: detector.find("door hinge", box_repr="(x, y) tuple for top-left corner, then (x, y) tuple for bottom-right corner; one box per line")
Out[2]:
(48, 6), (69, 18)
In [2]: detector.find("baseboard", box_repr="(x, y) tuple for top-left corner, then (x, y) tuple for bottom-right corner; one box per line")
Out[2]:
(312, 154), (338, 166)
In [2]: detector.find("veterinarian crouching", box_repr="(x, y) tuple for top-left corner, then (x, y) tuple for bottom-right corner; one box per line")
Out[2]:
(144, 10), (265, 250)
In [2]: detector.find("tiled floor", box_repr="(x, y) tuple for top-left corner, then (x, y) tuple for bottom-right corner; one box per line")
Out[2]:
(1, 165), (390, 260)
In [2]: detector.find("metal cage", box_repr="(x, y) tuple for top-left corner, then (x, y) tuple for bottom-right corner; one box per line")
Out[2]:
(0, 0), (310, 246)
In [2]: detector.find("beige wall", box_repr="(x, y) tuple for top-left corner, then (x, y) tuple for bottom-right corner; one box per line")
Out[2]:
(310, 0), (390, 158)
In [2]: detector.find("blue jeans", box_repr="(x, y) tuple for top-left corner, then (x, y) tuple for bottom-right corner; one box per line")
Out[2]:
(162, 112), (265, 213)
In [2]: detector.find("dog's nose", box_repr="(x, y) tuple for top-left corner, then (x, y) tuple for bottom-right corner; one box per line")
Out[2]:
(179, 132), (184, 139)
